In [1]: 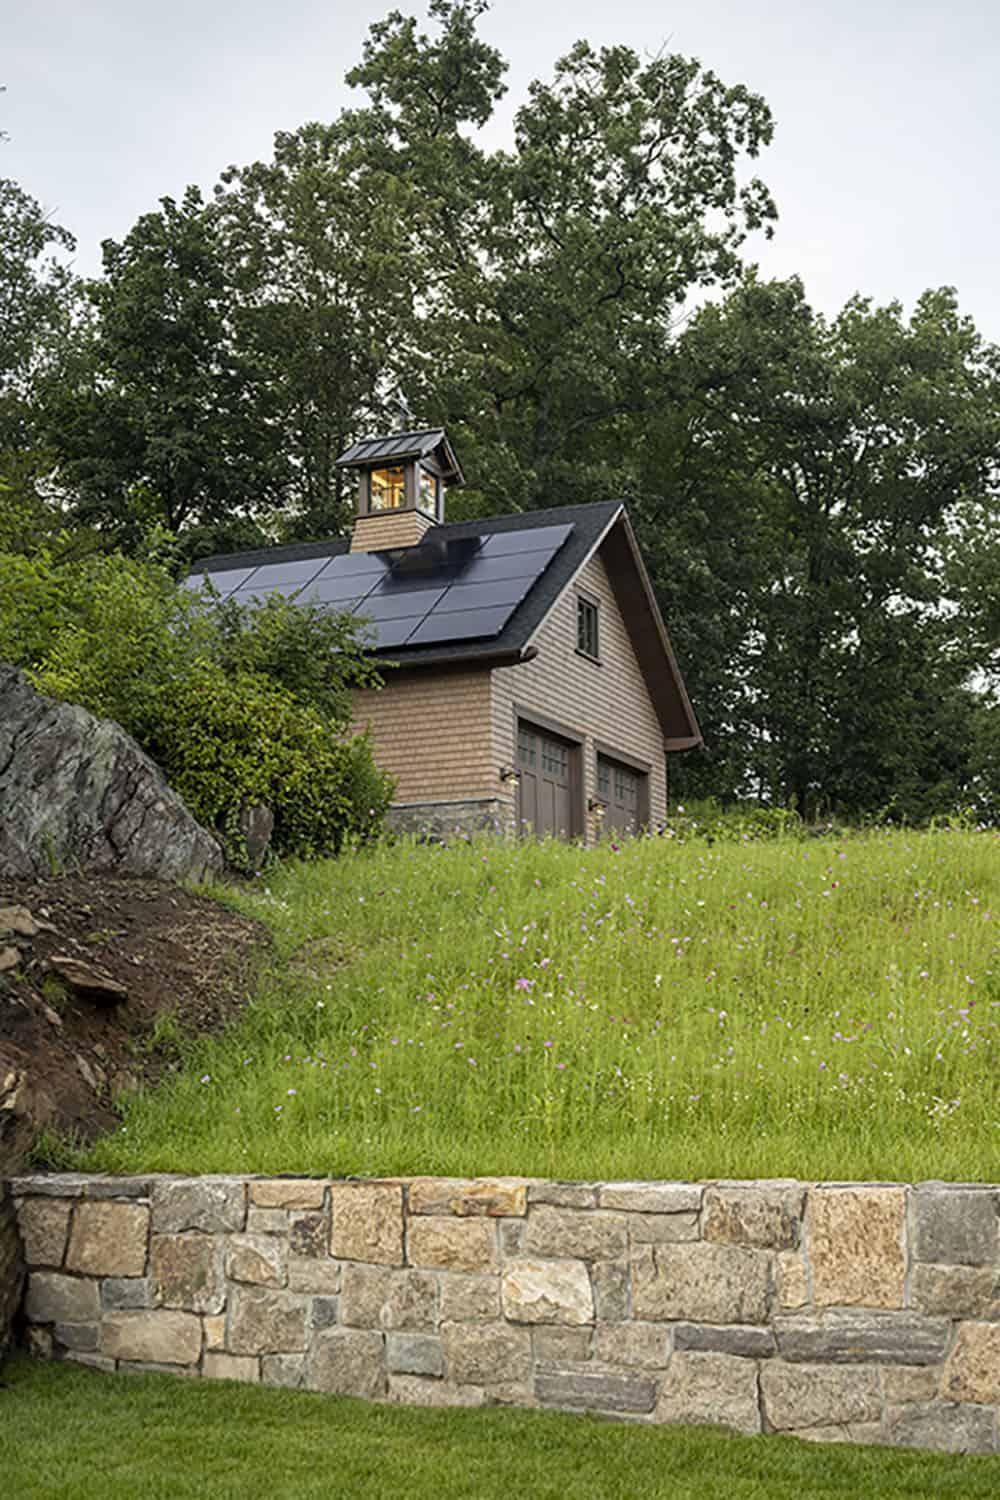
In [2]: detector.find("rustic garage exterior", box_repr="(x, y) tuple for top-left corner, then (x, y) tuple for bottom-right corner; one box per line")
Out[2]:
(187, 429), (701, 843)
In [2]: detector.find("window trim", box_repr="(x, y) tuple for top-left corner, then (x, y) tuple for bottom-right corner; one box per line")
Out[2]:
(575, 592), (601, 663)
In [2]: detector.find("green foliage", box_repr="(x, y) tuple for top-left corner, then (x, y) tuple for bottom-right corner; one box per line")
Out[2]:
(663, 799), (804, 843)
(0, 550), (393, 861)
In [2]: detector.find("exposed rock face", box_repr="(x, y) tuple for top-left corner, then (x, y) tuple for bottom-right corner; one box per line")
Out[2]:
(0, 664), (222, 882)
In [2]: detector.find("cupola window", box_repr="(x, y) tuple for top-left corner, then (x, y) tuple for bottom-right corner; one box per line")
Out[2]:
(370, 466), (406, 511)
(418, 466), (438, 517)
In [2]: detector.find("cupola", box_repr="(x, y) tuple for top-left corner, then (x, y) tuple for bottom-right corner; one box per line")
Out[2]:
(336, 428), (464, 553)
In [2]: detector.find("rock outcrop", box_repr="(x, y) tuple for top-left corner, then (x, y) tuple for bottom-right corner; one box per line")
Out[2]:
(0, 664), (222, 882)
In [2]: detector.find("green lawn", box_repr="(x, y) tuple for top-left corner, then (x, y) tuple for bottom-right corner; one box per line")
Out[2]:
(72, 827), (1000, 1183)
(2, 1356), (998, 1500)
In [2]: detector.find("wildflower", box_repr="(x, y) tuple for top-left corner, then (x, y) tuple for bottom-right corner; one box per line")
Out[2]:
(200, 1075), (211, 1084)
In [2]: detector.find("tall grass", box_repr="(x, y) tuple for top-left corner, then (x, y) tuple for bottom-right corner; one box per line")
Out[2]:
(81, 828), (1000, 1182)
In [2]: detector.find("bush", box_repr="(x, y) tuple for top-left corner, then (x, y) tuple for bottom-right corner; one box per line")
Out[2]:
(663, 798), (805, 843)
(0, 549), (394, 862)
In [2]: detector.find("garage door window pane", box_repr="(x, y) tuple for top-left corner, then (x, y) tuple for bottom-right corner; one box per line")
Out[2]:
(518, 727), (537, 767)
(542, 741), (568, 777)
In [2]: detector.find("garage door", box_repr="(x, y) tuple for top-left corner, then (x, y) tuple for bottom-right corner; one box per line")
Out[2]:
(596, 754), (647, 836)
(516, 722), (577, 838)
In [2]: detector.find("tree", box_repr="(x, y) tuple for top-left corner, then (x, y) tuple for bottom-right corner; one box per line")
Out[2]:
(642, 278), (1000, 818)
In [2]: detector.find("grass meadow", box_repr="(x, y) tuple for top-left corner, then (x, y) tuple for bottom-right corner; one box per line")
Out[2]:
(77, 826), (1000, 1183)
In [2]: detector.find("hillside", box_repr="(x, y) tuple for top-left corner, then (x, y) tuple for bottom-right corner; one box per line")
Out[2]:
(67, 827), (999, 1184)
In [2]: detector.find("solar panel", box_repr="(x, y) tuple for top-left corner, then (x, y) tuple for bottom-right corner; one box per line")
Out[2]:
(184, 518), (576, 651)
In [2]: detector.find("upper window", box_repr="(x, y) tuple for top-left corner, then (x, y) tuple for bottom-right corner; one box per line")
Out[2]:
(577, 595), (600, 661)
(370, 466), (406, 511)
(417, 466), (438, 517)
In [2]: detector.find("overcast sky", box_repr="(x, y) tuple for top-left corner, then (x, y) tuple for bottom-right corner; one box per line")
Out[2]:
(6, 0), (1000, 337)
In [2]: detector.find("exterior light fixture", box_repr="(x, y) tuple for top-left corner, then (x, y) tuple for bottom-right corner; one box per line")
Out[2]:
(588, 797), (607, 818)
(499, 766), (520, 787)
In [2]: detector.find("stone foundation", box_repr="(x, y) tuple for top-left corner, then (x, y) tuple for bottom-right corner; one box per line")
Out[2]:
(385, 798), (514, 840)
(7, 1173), (1000, 1455)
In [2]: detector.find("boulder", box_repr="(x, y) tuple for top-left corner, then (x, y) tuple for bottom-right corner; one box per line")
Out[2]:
(0, 664), (222, 882)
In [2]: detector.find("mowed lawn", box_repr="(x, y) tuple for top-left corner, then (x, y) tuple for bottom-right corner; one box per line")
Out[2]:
(76, 827), (1000, 1183)
(3, 1357), (999, 1500)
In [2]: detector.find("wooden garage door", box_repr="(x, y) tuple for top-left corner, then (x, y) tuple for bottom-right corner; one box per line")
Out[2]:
(596, 754), (647, 836)
(517, 722), (576, 839)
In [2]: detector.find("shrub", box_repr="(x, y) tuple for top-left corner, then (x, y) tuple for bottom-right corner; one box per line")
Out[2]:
(0, 549), (394, 861)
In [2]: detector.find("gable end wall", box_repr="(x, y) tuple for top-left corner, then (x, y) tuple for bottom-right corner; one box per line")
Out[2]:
(491, 547), (668, 840)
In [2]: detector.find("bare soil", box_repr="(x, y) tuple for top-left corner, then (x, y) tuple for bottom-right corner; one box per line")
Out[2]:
(0, 876), (268, 1173)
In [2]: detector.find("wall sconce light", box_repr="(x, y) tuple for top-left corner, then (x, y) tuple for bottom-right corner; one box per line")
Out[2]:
(588, 797), (607, 818)
(499, 766), (520, 787)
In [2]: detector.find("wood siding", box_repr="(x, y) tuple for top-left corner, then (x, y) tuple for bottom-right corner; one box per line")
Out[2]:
(491, 547), (668, 841)
(350, 510), (437, 553)
(350, 667), (498, 805)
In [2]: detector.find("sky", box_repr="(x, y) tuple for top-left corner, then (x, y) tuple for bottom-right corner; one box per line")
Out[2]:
(5, 0), (1000, 337)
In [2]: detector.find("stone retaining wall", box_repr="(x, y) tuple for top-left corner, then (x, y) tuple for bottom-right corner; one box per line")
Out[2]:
(0, 1182), (24, 1364)
(7, 1174), (1000, 1455)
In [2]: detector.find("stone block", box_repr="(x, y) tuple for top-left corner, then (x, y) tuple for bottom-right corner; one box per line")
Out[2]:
(340, 1264), (438, 1331)
(881, 1366), (940, 1405)
(203, 1315), (226, 1352)
(246, 1209), (288, 1236)
(288, 1259), (341, 1295)
(590, 1261), (630, 1323)
(65, 1202), (149, 1278)
(499, 1219), (525, 1258)
(102, 1278), (151, 1311)
(262, 1353), (306, 1388)
(225, 1234), (287, 1287)
(777, 1252), (809, 1309)
(329, 1182), (403, 1265)
(407, 1217), (497, 1272)
(501, 1260), (594, 1325)
(309, 1328), (386, 1399)
(805, 1188), (905, 1308)
(18, 1198), (72, 1267)
(150, 1234), (223, 1314)
(228, 1287), (308, 1355)
(760, 1362), (881, 1431)
(527, 1183), (598, 1209)
(632, 1242), (771, 1324)
(442, 1321), (531, 1385)
(629, 1213), (699, 1244)
(388, 1375), (485, 1407)
(794, 1422), (885, 1445)
(941, 1322), (1000, 1404)
(523, 1206), (627, 1261)
(387, 1333), (445, 1377)
(407, 1179), (527, 1217)
(913, 1188), (999, 1266)
(54, 1322), (98, 1351)
(593, 1322), (671, 1370)
(289, 1213), (327, 1259)
(532, 1327), (592, 1364)
(656, 1351), (760, 1434)
(703, 1184), (805, 1250)
(203, 1352), (260, 1383)
(152, 1179), (245, 1235)
(674, 1323), (775, 1359)
(885, 1402), (996, 1455)
(310, 1297), (339, 1331)
(598, 1183), (702, 1215)
(118, 1360), (197, 1378)
(26, 1325), (53, 1358)
(26, 1272), (100, 1325)
(775, 1312), (950, 1366)
(61, 1351), (116, 1373)
(910, 1263), (1000, 1319)
(438, 1273), (499, 1323)
(102, 1310), (202, 1365)
(250, 1178), (326, 1210)
(536, 1363), (657, 1415)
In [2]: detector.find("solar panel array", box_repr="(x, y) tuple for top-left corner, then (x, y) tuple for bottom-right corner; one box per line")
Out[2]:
(183, 523), (575, 650)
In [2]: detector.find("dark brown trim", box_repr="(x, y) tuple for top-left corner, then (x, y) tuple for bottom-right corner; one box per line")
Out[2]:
(511, 704), (585, 746)
(592, 740), (652, 774)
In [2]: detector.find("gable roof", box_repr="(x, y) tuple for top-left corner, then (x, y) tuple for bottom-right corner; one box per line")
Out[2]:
(185, 501), (702, 749)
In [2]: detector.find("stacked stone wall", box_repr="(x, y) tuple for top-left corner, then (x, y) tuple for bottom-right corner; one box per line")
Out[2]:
(7, 1173), (1000, 1455)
